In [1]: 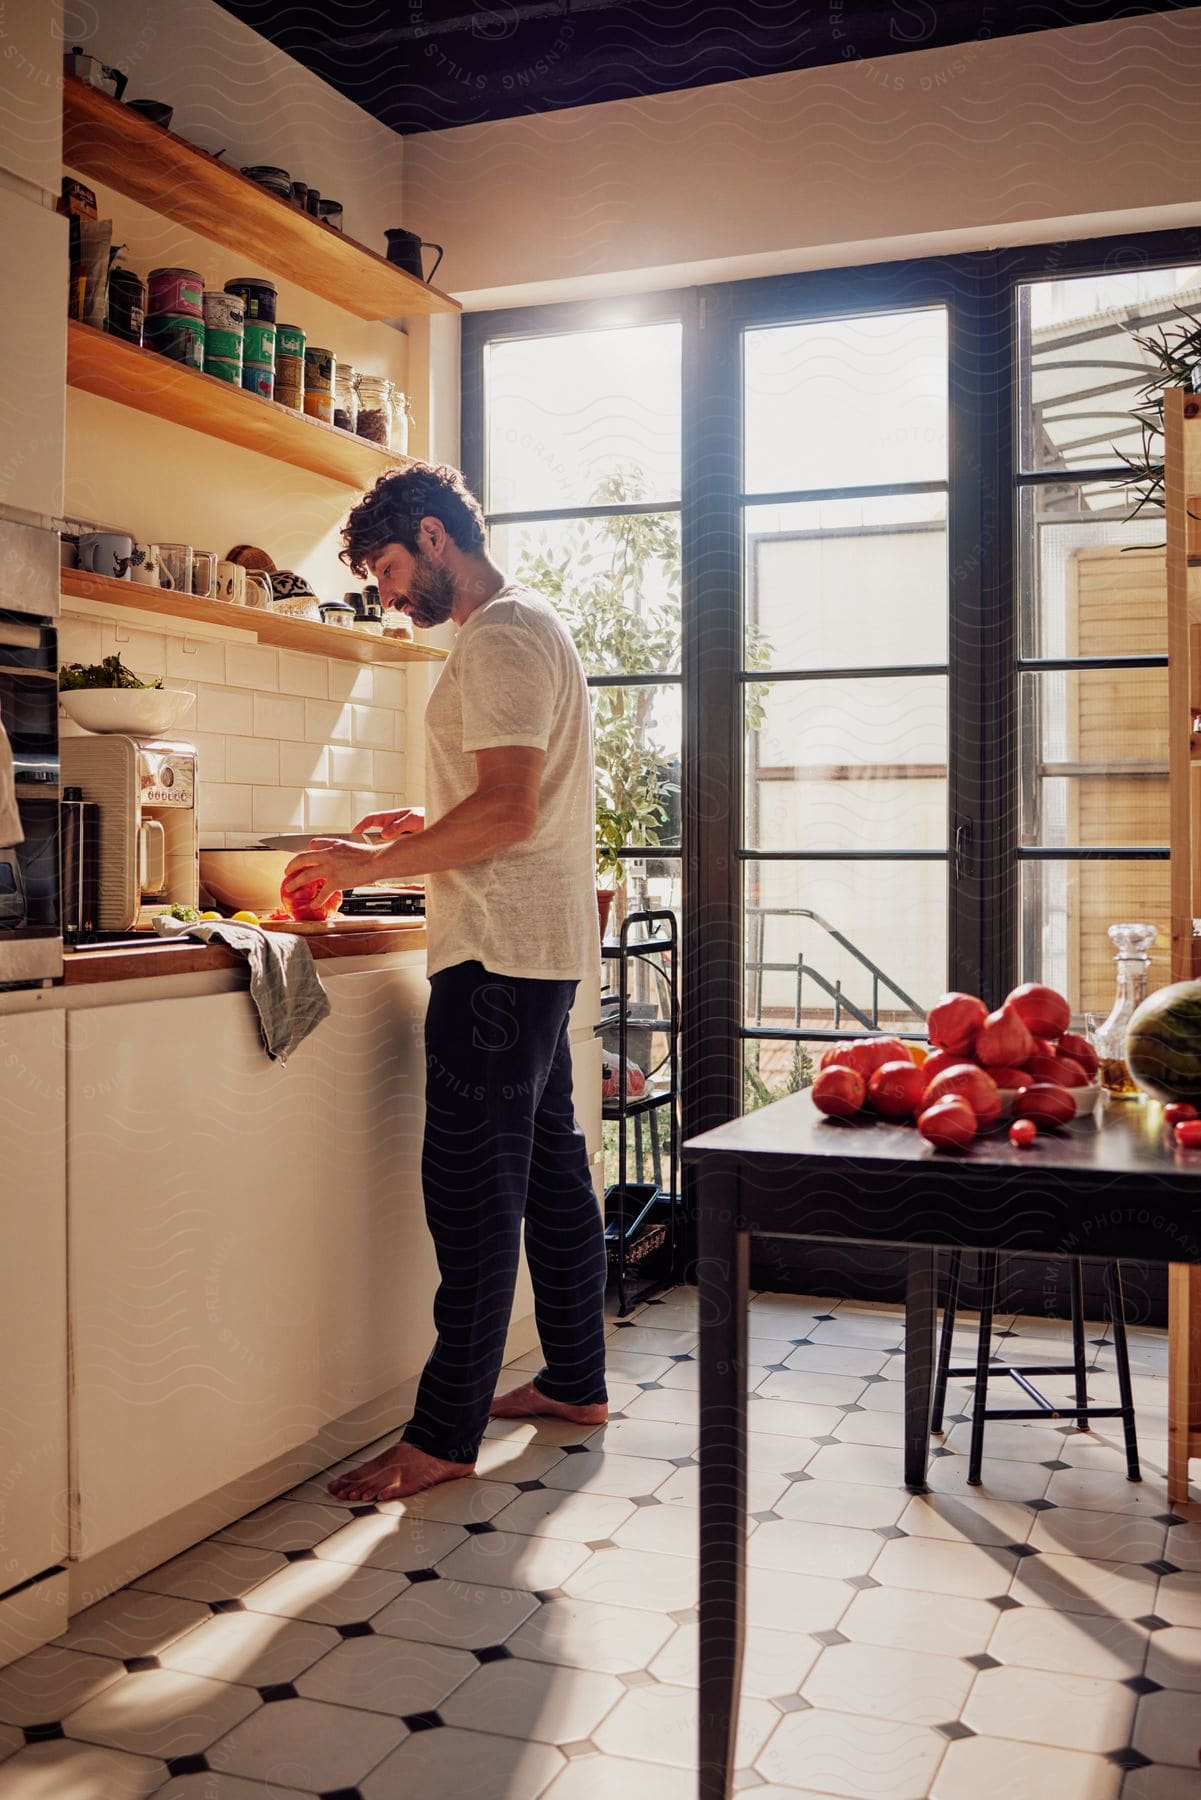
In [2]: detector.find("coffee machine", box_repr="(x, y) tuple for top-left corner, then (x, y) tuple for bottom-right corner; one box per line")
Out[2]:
(60, 735), (199, 930)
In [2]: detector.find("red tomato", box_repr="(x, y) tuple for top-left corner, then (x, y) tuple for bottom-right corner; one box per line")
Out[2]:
(975, 1003), (1035, 1069)
(988, 1067), (1035, 1091)
(1009, 1118), (1038, 1147)
(281, 877), (344, 923)
(867, 1059), (926, 1120)
(813, 1065), (866, 1119)
(927, 993), (988, 1055)
(922, 1047), (971, 1084)
(1025, 1053), (1091, 1089)
(923, 1063), (1002, 1127)
(1013, 1083), (1076, 1128)
(821, 1037), (910, 1082)
(918, 1096), (978, 1149)
(1006, 982), (1071, 1040)
(1057, 1032), (1099, 1080)
(1165, 1103), (1199, 1126)
(1174, 1119), (1201, 1148)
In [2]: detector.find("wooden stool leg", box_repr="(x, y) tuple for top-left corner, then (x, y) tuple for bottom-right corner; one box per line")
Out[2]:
(1104, 1261), (1141, 1484)
(968, 1251), (998, 1486)
(1168, 1263), (1201, 1506)
(1069, 1259), (1089, 1430)
(930, 1250), (963, 1435)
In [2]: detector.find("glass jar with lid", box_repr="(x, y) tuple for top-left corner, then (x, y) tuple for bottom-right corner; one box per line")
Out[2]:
(1087, 922), (1158, 1098)
(333, 362), (358, 435)
(356, 373), (394, 448)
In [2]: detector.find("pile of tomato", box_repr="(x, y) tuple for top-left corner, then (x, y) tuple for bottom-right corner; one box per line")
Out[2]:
(812, 982), (1100, 1151)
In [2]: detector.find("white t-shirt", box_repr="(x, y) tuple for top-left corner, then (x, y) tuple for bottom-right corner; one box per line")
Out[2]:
(422, 583), (598, 982)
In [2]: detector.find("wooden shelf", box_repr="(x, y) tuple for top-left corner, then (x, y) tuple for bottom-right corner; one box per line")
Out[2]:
(68, 321), (409, 489)
(60, 569), (447, 667)
(62, 75), (458, 322)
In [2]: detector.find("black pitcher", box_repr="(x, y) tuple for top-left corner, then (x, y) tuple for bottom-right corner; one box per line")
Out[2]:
(384, 229), (444, 285)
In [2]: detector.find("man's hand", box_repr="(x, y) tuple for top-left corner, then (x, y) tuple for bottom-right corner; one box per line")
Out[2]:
(282, 838), (388, 907)
(353, 807), (425, 841)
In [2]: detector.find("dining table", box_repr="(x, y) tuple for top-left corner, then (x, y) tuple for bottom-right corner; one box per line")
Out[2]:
(684, 1088), (1201, 1800)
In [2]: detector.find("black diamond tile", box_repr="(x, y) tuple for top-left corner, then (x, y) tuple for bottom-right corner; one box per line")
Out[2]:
(811, 1435), (840, 1447)
(474, 1644), (512, 1663)
(613, 1321), (635, 1330)
(771, 1693), (812, 1712)
(844, 1574), (880, 1591)
(639, 1381), (663, 1391)
(166, 1754), (209, 1777)
(671, 1353), (695, 1363)
(964, 1652), (1001, 1671)
(560, 1443), (591, 1455)
(1040, 1460), (1071, 1471)
(929, 1446), (955, 1459)
(405, 1567), (440, 1583)
(988, 1594), (1022, 1611)
(1135, 1614), (1171, 1632)
(284, 1547), (318, 1562)
(859, 1372), (888, 1385)
(464, 1522), (496, 1536)
(874, 1525), (908, 1540)
(784, 1470), (813, 1483)
(1122, 1675), (1163, 1695)
(22, 1724), (63, 1745)
(348, 1504), (378, 1517)
(790, 1338), (813, 1347)
(751, 1511), (781, 1524)
(258, 1681), (298, 1703)
(814, 1314), (837, 1322)
(838, 1403), (865, 1415)
(514, 1480), (545, 1492)
(1143, 1559), (1180, 1577)
(938, 1721), (975, 1741)
(946, 1413), (970, 1426)
(209, 1598), (243, 1614)
(1158, 1512), (1188, 1527)
(321, 1789), (364, 1800)
(536, 1589), (565, 1603)
(1026, 1498), (1057, 1512)
(402, 1710), (444, 1731)
(811, 1629), (848, 1647)
(1006, 1543), (1039, 1559)
(631, 1494), (661, 1507)
(668, 1455), (697, 1467)
(1106, 1747), (1153, 1771)
(124, 1654), (159, 1672)
(763, 1363), (790, 1372)
(337, 1621), (375, 1639)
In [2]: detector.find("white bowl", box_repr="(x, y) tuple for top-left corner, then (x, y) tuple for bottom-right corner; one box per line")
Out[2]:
(59, 687), (195, 736)
(198, 849), (294, 914)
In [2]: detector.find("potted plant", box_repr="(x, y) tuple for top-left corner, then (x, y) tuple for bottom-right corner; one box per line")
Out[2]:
(596, 801), (640, 939)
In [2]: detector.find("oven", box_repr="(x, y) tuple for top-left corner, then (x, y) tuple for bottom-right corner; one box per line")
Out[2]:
(0, 608), (61, 986)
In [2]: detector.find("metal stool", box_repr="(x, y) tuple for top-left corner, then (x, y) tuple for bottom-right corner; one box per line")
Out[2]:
(931, 1251), (1141, 1485)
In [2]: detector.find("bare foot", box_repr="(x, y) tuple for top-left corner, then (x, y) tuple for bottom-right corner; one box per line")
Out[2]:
(327, 1441), (474, 1503)
(490, 1379), (608, 1426)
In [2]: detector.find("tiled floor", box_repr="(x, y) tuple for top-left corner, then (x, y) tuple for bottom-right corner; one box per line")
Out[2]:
(1, 1286), (1199, 1798)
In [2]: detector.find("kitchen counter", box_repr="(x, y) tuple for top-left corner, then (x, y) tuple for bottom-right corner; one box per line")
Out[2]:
(62, 921), (427, 983)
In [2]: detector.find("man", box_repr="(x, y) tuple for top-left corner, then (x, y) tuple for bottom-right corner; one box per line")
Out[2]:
(283, 463), (609, 1502)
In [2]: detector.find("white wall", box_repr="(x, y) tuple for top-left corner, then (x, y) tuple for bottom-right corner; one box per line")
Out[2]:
(403, 8), (1201, 309)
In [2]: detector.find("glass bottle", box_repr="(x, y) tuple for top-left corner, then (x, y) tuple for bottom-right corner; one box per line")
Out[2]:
(1087, 922), (1158, 1098)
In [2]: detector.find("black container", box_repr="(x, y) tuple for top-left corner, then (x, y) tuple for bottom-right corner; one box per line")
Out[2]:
(223, 277), (277, 324)
(60, 786), (99, 940)
(107, 267), (146, 346)
(384, 228), (443, 285)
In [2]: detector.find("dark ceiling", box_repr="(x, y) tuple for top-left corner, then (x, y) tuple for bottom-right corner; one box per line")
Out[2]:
(215, 0), (1194, 135)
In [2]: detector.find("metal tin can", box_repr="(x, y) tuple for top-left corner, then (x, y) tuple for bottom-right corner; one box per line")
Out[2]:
(275, 383), (303, 411)
(275, 353), (304, 388)
(108, 267), (146, 346)
(242, 363), (275, 399)
(202, 291), (244, 362)
(145, 312), (205, 369)
(224, 277), (276, 323)
(304, 390), (334, 424)
(148, 266), (203, 318)
(243, 319), (276, 369)
(205, 356), (242, 385)
(304, 345), (335, 393)
(276, 323), (306, 360)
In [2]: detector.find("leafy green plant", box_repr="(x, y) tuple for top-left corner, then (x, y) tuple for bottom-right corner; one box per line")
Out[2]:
(59, 653), (162, 690)
(743, 1038), (815, 1112)
(1116, 310), (1201, 535)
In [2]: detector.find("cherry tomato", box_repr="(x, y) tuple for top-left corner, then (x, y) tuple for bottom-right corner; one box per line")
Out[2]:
(1009, 1118), (1038, 1148)
(1174, 1119), (1201, 1148)
(1164, 1103), (1198, 1127)
(867, 1059), (926, 1120)
(813, 1065), (866, 1119)
(918, 1096), (978, 1150)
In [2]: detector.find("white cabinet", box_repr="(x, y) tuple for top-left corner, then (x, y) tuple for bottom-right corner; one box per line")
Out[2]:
(0, 191), (67, 520)
(0, 1), (63, 194)
(0, 1011), (68, 1590)
(67, 965), (435, 1557)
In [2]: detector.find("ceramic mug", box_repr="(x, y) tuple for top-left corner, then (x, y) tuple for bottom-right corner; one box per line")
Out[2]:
(216, 560), (247, 605)
(77, 532), (133, 581)
(128, 540), (169, 587)
(192, 551), (218, 599)
(158, 542), (193, 595)
(244, 571), (273, 610)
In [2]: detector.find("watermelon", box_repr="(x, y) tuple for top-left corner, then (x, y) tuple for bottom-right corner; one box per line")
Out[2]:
(1125, 981), (1201, 1104)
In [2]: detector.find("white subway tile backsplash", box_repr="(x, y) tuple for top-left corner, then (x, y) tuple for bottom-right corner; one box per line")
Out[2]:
(225, 644), (280, 690)
(372, 667), (408, 713)
(198, 783), (253, 830)
(326, 663), (374, 704)
(351, 704), (394, 749)
(253, 693), (307, 741)
(166, 635), (227, 684)
(279, 741), (328, 788)
(188, 731), (227, 783)
(372, 750), (406, 792)
(110, 627), (168, 678)
(352, 792), (392, 827)
(305, 699), (354, 745)
(226, 735), (280, 785)
(278, 651), (328, 699)
(58, 619), (104, 665)
(196, 683), (254, 735)
(328, 744), (374, 788)
(251, 786), (305, 832)
(305, 788), (355, 833)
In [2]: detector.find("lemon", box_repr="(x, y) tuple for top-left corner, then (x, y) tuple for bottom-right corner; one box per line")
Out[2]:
(231, 909), (260, 924)
(199, 910), (221, 921)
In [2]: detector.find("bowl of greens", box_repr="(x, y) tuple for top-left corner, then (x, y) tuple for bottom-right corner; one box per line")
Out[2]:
(59, 655), (195, 736)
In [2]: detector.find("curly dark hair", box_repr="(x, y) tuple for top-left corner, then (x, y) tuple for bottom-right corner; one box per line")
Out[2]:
(340, 463), (486, 578)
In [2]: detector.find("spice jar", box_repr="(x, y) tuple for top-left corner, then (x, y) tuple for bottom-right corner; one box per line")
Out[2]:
(356, 373), (394, 448)
(333, 363), (358, 434)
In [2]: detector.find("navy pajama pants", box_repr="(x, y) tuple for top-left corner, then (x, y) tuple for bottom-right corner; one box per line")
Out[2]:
(402, 959), (610, 1465)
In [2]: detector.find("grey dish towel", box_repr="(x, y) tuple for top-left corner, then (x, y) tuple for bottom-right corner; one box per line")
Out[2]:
(153, 917), (331, 1061)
